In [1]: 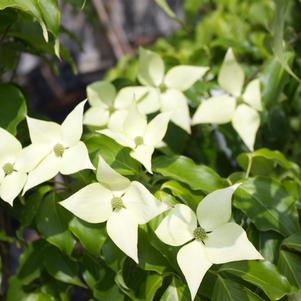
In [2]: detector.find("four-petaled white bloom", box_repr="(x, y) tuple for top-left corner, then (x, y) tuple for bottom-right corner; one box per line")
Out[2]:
(84, 81), (129, 130)
(99, 104), (170, 173)
(192, 48), (262, 150)
(23, 100), (94, 193)
(0, 128), (27, 205)
(60, 155), (169, 263)
(135, 48), (208, 133)
(155, 184), (263, 300)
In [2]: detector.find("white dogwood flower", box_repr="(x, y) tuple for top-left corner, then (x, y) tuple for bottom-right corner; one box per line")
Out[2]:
(23, 100), (94, 193)
(135, 48), (208, 133)
(99, 104), (170, 173)
(60, 155), (169, 263)
(155, 184), (263, 300)
(192, 48), (262, 150)
(84, 81), (125, 130)
(0, 128), (27, 205)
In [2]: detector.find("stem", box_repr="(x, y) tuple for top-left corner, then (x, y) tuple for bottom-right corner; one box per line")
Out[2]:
(245, 155), (253, 178)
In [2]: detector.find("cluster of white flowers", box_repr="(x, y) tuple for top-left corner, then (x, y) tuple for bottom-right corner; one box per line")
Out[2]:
(0, 48), (263, 300)
(0, 101), (94, 206)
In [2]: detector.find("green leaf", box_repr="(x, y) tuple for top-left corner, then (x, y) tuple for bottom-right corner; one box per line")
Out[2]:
(84, 134), (140, 175)
(261, 57), (290, 108)
(17, 240), (47, 284)
(138, 273), (163, 300)
(0, 83), (27, 134)
(234, 177), (300, 236)
(69, 217), (107, 256)
(43, 247), (85, 288)
(278, 250), (301, 288)
(282, 233), (301, 252)
(153, 155), (226, 192)
(161, 278), (196, 301)
(220, 260), (292, 300)
(16, 186), (51, 237)
(8, 15), (75, 70)
(138, 228), (171, 275)
(237, 148), (299, 176)
(161, 180), (203, 210)
(0, 0), (60, 41)
(212, 276), (264, 301)
(35, 193), (76, 255)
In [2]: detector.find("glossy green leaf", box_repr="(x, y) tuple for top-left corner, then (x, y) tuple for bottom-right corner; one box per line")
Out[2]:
(161, 180), (203, 210)
(212, 276), (264, 301)
(237, 148), (299, 176)
(282, 233), (301, 252)
(220, 260), (292, 300)
(84, 134), (140, 175)
(36, 193), (76, 256)
(153, 155), (226, 192)
(261, 57), (290, 108)
(278, 250), (301, 288)
(136, 273), (163, 300)
(0, 83), (27, 134)
(69, 217), (107, 256)
(234, 177), (300, 236)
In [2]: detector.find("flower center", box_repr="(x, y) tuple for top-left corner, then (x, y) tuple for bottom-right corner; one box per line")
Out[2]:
(111, 197), (124, 211)
(134, 136), (144, 146)
(2, 163), (14, 175)
(108, 106), (115, 115)
(159, 83), (167, 93)
(193, 226), (208, 242)
(236, 96), (244, 106)
(53, 143), (65, 157)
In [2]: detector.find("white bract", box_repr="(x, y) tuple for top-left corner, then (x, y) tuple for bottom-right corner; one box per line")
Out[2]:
(0, 128), (27, 205)
(60, 155), (169, 263)
(135, 48), (208, 133)
(84, 81), (127, 130)
(155, 184), (263, 300)
(99, 104), (170, 173)
(23, 100), (94, 193)
(192, 48), (262, 150)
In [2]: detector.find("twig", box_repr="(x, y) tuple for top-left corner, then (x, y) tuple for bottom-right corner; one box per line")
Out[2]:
(91, 0), (132, 59)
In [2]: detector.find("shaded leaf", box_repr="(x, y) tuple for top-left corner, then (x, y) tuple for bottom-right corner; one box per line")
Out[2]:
(0, 83), (27, 134)
(36, 193), (76, 255)
(212, 276), (264, 301)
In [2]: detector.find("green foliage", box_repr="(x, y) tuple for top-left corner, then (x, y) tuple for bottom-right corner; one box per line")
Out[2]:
(1, 0), (301, 300)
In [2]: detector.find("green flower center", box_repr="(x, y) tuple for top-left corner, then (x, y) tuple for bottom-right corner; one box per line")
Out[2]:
(134, 136), (144, 146)
(53, 143), (65, 157)
(193, 226), (208, 241)
(2, 163), (14, 175)
(236, 96), (244, 105)
(111, 197), (124, 211)
(159, 83), (167, 93)
(108, 106), (115, 115)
